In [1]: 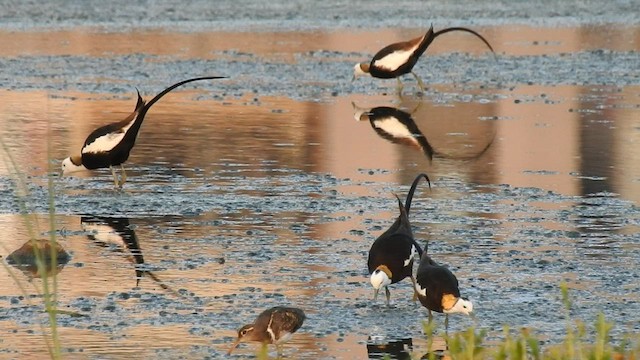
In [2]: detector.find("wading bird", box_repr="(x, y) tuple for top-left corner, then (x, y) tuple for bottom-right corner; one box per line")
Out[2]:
(353, 25), (494, 92)
(61, 76), (226, 188)
(415, 253), (473, 330)
(367, 173), (431, 306)
(228, 306), (306, 356)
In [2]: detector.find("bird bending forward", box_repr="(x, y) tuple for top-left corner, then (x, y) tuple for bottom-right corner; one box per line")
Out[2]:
(353, 25), (494, 92)
(415, 253), (473, 330)
(228, 306), (306, 356)
(61, 76), (226, 188)
(367, 173), (431, 305)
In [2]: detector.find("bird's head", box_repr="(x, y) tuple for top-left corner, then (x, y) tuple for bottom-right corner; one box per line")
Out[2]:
(353, 62), (371, 81)
(61, 155), (86, 175)
(351, 101), (370, 122)
(447, 297), (474, 315)
(227, 324), (255, 354)
(370, 265), (392, 300)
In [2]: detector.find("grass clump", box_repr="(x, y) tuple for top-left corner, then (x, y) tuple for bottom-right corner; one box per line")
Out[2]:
(419, 283), (639, 360)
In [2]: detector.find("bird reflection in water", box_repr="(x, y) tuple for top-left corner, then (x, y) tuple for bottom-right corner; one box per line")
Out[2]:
(81, 216), (178, 294)
(353, 102), (434, 161)
(6, 239), (71, 278)
(367, 336), (413, 359)
(353, 102), (495, 161)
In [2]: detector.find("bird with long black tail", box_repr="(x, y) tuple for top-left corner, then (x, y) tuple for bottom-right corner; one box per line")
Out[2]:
(353, 25), (494, 92)
(228, 306), (306, 356)
(415, 250), (473, 331)
(61, 76), (226, 188)
(367, 173), (431, 306)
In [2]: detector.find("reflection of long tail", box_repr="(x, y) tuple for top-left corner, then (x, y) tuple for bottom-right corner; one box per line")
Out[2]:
(144, 270), (188, 300)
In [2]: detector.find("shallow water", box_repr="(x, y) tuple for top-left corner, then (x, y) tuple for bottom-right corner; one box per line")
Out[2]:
(1, 18), (639, 360)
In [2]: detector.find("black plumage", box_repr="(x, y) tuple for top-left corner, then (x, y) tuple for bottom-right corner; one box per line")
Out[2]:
(228, 306), (306, 356)
(415, 253), (473, 329)
(367, 173), (431, 305)
(61, 76), (226, 187)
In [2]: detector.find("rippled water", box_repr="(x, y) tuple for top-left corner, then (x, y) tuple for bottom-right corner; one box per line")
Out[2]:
(0, 20), (639, 359)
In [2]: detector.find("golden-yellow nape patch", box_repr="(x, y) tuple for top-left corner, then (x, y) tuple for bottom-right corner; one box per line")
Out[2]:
(441, 293), (458, 310)
(376, 264), (393, 279)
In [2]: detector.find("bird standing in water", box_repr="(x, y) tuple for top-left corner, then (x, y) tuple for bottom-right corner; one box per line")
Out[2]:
(228, 306), (306, 356)
(353, 25), (494, 92)
(61, 76), (226, 188)
(415, 253), (473, 330)
(367, 173), (431, 305)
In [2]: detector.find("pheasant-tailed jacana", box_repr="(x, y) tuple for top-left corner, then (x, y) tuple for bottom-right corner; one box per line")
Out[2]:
(415, 252), (473, 330)
(61, 76), (226, 188)
(228, 306), (306, 356)
(353, 25), (494, 92)
(367, 173), (431, 305)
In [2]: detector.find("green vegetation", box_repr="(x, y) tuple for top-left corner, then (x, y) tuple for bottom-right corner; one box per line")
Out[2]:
(417, 283), (639, 359)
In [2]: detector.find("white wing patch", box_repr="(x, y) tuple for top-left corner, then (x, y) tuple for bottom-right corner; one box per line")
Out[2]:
(416, 283), (427, 297)
(404, 244), (417, 267)
(373, 43), (420, 72)
(82, 223), (125, 248)
(82, 121), (135, 154)
(373, 118), (417, 144)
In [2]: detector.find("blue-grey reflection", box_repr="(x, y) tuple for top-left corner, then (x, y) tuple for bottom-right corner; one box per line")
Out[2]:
(354, 102), (434, 161)
(367, 336), (413, 359)
(6, 239), (71, 278)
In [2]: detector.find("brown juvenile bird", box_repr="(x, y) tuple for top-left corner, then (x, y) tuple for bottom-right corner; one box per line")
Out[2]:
(353, 25), (494, 91)
(228, 306), (306, 356)
(61, 76), (226, 188)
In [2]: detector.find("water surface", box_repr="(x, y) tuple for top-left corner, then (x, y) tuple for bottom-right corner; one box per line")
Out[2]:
(0, 22), (639, 359)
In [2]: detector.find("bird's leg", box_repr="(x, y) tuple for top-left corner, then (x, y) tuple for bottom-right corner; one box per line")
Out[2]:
(410, 275), (418, 303)
(119, 164), (127, 187)
(411, 72), (426, 93)
(275, 343), (283, 358)
(445, 314), (449, 333)
(428, 309), (433, 324)
(110, 166), (120, 188)
(385, 286), (391, 306)
(396, 78), (404, 94)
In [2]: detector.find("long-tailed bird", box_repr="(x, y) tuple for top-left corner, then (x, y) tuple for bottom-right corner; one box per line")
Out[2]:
(61, 76), (225, 188)
(353, 25), (494, 91)
(415, 253), (473, 330)
(228, 306), (306, 356)
(367, 173), (431, 306)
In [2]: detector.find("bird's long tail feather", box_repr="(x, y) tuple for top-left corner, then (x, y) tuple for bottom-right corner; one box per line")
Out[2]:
(433, 27), (495, 54)
(404, 173), (431, 214)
